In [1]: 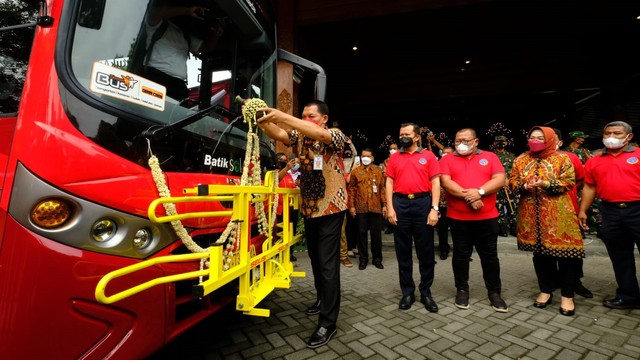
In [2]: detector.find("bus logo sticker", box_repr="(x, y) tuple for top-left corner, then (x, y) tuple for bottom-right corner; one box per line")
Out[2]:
(90, 61), (166, 111)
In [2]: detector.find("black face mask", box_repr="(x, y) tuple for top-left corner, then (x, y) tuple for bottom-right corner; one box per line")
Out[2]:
(278, 161), (288, 169)
(399, 136), (413, 149)
(495, 142), (506, 148)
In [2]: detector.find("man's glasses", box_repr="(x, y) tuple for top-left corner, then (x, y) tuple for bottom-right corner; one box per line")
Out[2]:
(454, 138), (476, 145)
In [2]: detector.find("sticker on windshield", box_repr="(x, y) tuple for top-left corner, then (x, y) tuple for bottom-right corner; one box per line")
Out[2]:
(90, 62), (166, 111)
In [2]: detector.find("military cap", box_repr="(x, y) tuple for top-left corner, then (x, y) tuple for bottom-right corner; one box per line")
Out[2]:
(569, 131), (589, 139)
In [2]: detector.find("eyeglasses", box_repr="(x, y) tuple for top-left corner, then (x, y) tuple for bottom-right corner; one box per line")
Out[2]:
(528, 136), (545, 141)
(454, 138), (476, 145)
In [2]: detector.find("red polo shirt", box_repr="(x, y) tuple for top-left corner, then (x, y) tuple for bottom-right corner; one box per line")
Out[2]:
(439, 149), (504, 220)
(385, 147), (440, 194)
(584, 146), (640, 202)
(561, 151), (584, 212)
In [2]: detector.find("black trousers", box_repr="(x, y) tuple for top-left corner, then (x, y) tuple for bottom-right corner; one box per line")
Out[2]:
(533, 253), (580, 298)
(436, 206), (450, 254)
(305, 211), (344, 327)
(392, 195), (435, 298)
(599, 202), (640, 301)
(356, 212), (383, 264)
(449, 217), (502, 294)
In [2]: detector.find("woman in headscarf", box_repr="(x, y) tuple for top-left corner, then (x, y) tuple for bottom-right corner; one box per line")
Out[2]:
(509, 126), (585, 316)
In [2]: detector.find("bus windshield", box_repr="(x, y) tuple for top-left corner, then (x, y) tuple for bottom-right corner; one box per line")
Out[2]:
(64, 0), (277, 174)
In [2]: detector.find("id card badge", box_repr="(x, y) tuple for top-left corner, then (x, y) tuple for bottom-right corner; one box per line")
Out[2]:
(372, 184), (378, 193)
(313, 154), (323, 170)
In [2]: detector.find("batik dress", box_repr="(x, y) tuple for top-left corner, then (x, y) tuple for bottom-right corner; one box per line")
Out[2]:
(509, 152), (585, 258)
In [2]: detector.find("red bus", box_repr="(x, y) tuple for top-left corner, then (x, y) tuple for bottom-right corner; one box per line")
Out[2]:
(0, 1), (325, 359)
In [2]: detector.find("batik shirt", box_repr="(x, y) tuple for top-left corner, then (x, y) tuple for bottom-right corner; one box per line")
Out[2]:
(348, 164), (386, 214)
(289, 128), (349, 218)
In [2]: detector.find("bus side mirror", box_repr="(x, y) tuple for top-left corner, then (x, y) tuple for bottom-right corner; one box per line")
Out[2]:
(77, 0), (106, 30)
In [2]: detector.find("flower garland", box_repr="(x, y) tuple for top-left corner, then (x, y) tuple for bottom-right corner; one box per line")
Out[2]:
(147, 98), (277, 273)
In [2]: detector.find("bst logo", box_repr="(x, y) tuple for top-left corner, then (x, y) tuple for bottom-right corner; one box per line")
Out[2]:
(95, 72), (137, 91)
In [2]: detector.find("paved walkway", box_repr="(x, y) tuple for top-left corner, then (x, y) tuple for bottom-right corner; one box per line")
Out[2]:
(150, 235), (640, 359)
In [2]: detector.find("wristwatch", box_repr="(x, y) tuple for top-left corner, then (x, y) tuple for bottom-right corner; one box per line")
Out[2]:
(478, 188), (486, 196)
(432, 205), (439, 211)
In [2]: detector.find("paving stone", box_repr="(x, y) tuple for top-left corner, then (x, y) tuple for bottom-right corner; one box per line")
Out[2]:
(149, 245), (640, 360)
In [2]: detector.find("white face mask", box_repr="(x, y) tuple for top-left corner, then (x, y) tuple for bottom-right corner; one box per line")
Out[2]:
(389, 149), (397, 155)
(603, 135), (629, 149)
(455, 143), (472, 155)
(361, 157), (372, 166)
(292, 164), (300, 172)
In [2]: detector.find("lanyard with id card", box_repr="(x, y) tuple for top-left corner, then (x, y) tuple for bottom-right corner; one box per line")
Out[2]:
(313, 154), (323, 170)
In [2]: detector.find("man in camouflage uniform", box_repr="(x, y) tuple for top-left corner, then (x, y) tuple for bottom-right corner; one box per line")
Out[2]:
(563, 130), (592, 163)
(493, 136), (516, 237)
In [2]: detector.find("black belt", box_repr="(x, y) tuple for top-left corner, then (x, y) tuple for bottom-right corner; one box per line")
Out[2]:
(602, 201), (640, 209)
(394, 192), (430, 200)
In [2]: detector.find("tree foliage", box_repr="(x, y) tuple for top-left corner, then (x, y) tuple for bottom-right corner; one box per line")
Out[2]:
(0, 0), (38, 112)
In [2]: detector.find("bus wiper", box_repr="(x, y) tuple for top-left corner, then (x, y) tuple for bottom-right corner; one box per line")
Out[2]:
(142, 104), (239, 140)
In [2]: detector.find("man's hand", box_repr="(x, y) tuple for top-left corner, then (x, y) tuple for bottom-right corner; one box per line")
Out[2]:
(427, 209), (439, 226)
(189, 6), (206, 20)
(470, 199), (484, 210)
(578, 210), (589, 230)
(462, 188), (482, 203)
(286, 158), (295, 170)
(387, 208), (397, 226)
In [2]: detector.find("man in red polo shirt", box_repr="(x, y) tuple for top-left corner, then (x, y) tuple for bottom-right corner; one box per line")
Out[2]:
(579, 121), (640, 310)
(385, 122), (441, 313)
(554, 128), (593, 299)
(440, 128), (508, 312)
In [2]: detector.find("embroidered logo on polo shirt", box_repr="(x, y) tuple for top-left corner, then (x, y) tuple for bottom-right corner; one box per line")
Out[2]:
(419, 158), (427, 165)
(479, 158), (489, 166)
(627, 157), (639, 164)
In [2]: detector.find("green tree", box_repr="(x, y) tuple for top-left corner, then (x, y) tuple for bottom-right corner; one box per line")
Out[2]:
(0, 0), (38, 112)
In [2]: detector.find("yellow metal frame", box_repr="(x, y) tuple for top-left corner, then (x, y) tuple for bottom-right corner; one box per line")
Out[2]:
(95, 170), (305, 317)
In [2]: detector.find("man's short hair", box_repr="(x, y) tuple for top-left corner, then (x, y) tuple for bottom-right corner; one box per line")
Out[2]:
(604, 121), (632, 134)
(552, 128), (563, 141)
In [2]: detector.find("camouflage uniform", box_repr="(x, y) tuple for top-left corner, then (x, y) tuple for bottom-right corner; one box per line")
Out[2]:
(496, 149), (517, 236)
(562, 146), (592, 164)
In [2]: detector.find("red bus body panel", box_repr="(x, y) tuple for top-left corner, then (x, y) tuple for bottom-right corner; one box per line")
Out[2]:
(0, 2), (264, 358)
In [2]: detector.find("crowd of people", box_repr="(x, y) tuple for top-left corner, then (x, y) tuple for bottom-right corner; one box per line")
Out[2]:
(256, 99), (640, 349)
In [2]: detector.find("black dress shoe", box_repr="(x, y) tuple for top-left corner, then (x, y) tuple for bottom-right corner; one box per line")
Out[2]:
(359, 261), (367, 270)
(574, 282), (593, 298)
(559, 307), (575, 316)
(305, 300), (321, 315)
(306, 325), (336, 348)
(373, 260), (384, 269)
(420, 296), (439, 313)
(439, 252), (448, 260)
(603, 298), (640, 309)
(533, 293), (553, 309)
(398, 295), (415, 310)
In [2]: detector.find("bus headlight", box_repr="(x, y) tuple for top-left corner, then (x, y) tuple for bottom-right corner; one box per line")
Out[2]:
(31, 198), (73, 228)
(91, 219), (117, 242)
(133, 228), (152, 249)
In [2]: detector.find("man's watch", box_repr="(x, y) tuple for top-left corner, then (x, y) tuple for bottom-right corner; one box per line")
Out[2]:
(432, 205), (439, 212)
(478, 188), (486, 196)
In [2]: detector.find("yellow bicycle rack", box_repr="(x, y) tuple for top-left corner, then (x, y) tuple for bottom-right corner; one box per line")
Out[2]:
(95, 170), (305, 317)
